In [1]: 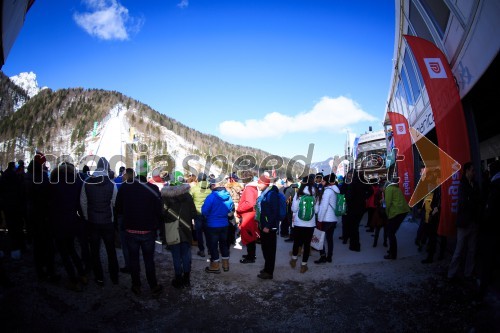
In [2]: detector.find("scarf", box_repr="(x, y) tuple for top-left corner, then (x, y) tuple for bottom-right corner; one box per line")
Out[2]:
(255, 185), (272, 222)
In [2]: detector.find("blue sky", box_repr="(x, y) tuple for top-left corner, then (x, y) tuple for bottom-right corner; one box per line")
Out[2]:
(3, 0), (395, 162)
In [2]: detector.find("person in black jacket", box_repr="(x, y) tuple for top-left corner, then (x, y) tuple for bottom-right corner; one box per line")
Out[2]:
(477, 160), (500, 300)
(447, 162), (481, 280)
(30, 153), (59, 281)
(0, 162), (25, 259)
(49, 163), (86, 291)
(281, 176), (297, 240)
(115, 161), (163, 297)
(80, 157), (119, 286)
(341, 170), (373, 252)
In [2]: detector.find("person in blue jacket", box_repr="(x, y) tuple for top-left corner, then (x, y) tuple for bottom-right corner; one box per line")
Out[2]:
(202, 178), (234, 273)
(256, 173), (280, 280)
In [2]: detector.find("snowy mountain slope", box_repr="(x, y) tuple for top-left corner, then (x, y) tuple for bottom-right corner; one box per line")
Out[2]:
(81, 103), (220, 176)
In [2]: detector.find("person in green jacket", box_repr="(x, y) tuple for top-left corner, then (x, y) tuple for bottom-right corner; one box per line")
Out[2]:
(384, 182), (410, 260)
(189, 173), (212, 257)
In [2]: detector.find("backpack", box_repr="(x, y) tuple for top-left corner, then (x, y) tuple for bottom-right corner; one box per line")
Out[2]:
(335, 193), (347, 216)
(278, 192), (287, 221)
(285, 186), (298, 205)
(298, 195), (315, 221)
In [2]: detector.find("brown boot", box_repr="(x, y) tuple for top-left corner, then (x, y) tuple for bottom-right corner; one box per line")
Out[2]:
(205, 261), (221, 274)
(289, 258), (297, 269)
(300, 264), (308, 273)
(222, 258), (229, 272)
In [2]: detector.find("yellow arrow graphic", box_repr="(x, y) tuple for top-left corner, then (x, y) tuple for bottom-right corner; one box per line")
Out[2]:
(408, 127), (461, 207)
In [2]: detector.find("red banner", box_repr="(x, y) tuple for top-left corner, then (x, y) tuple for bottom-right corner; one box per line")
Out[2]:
(387, 112), (414, 203)
(404, 35), (470, 236)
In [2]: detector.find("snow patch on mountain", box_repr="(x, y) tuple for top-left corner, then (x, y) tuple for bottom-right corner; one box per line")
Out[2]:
(9, 72), (46, 98)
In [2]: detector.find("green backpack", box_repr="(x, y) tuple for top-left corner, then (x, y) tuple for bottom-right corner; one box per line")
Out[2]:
(298, 195), (315, 221)
(335, 193), (347, 216)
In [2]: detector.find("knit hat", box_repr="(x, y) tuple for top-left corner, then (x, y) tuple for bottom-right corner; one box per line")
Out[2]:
(258, 174), (272, 185)
(34, 151), (46, 165)
(136, 158), (148, 177)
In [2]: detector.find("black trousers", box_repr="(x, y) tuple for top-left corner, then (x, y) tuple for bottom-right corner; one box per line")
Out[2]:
(292, 226), (315, 262)
(260, 229), (277, 275)
(386, 213), (407, 258)
(247, 241), (256, 257)
(319, 222), (337, 258)
(55, 236), (85, 281)
(346, 210), (365, 249)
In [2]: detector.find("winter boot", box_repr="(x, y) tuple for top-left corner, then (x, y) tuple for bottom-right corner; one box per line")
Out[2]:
(171, 275), (184, 289)
(222, 258), (229, 272)
(289, 257), (297, 269)
(205, 261), (221, 274)
(300, 263), (308, 273)
(182, 272), (191, 288)
(314, 256), (327, 264)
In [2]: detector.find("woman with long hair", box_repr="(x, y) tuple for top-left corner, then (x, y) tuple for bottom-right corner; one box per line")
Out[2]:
(290, 174), (317, 273)
(314, 173), (340, 264)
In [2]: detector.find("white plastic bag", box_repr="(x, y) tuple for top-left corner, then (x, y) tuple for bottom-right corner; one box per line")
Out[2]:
(310, 228), (325, 251)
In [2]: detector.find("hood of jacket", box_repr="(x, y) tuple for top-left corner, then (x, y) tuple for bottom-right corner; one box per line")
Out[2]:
(326, 184), (340, 193)
(212, 187), (233, 210)
(161, 183), (191, 198)
(197, 180), (211, 190)
(213, 187), (231, 200)
(92, 157), (110, 177)
(226, 181), (243, 191)
(245, 181), (258, 188)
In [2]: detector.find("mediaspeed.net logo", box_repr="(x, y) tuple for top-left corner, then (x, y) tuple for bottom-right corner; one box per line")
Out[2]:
(23, 143), (320, 185)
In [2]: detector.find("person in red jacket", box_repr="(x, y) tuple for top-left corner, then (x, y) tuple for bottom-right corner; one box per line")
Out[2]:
(236, 171), (259, 264)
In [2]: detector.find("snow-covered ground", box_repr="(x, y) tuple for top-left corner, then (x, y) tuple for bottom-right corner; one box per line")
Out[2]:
(85, 104), (128, 173)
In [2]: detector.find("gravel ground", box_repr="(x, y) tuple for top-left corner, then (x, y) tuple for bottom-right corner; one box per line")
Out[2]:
(1, 221), (499, 333)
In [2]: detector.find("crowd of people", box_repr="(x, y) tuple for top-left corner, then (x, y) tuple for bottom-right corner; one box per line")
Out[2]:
(0, 152), (498, 302)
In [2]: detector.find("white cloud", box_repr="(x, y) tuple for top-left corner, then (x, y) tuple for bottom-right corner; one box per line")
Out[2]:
(177, 0), (189, 9)
(73, 0), (144, 41)
(218, 96), (377, 139)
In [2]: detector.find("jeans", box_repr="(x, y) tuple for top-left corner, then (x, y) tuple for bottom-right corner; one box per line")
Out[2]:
(89, 223), (119, 282)
(206, 226), (229, 261)
(117, 216), (130, 269)
(125, 231), (158, 288)
(194, 215), (206, 252)
(169, 241), (192, 276)
(448, 224), (478, 278)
